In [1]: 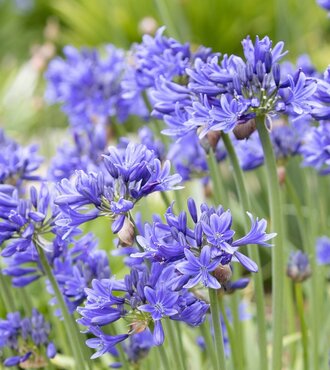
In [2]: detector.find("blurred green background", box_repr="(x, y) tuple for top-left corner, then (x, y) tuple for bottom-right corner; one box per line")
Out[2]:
(0, 0), (329, 140)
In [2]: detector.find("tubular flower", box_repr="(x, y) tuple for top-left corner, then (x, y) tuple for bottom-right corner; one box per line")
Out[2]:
(55, 142), (182, 235)
(134, 199), (276, 288)
(77, 262), (209, 357)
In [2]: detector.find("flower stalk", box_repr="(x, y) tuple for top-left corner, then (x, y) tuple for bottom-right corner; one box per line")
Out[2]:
(257, 116), (285, 370)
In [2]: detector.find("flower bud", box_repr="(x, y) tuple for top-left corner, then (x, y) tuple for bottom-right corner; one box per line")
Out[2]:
(213, 264), (232, 285)
(277, 165), (286, 185)
(233, 119), (256, 140)
(198, 127), (221, 153)
(287, 251), (312, 283)
(118, 217), (135, 246)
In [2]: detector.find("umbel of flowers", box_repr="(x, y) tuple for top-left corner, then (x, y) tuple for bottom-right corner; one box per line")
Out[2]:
(77, 199), (275, 359)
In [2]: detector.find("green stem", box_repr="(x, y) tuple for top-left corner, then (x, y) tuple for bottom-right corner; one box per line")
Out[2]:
(294, 283), (309, 370)
(222, 133), (268, 370)
(208, 288), (227, 370)
(0, 273), (16, 313)
(207, 148), (226, 206)
(158, 344), (171, 370)
(219, 298), (240, 370)
(257, 117), (285, 370)
(200, 320), (217, 370)
(165, 320), (187, 370)
(37, 247), (91, 370)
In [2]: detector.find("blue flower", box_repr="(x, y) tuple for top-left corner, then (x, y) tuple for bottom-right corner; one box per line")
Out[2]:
(56, 142), (182, 235)
(0, 310), (56, 367)
(139, 287), (179, 320)
(0, 129), (42, 191)
(300, 124), (330, 174)
(45, 45), (138, 126)
(316, 236), (330, 265)
(176, 246), (222, 289)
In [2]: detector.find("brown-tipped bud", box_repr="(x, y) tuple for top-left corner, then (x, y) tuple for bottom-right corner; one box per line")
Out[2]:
(213, 264), (232, 285)
(277, 165), (286, 185)
(197, 128), (221, 153)
(207, 131), (221, 151)
(203, 182), (213, 199)
(118, 217), (135, 246)
(233, 119), (256, 140)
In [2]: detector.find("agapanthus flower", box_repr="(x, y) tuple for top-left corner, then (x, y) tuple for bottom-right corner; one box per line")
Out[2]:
(300, 123), (330, 174)
(0, 183), (65, 258)
(152, 35), (317, 141)
(316, 236), (330, 265)
(0, 309), (56, 367)
(45, 45), (144, 127)
(77, 262), (209, 357)
(0, 129), (42, 190)
(49, 122), (108, 182)
(134, 199), (276, 289)
(55, 142), (182, 236)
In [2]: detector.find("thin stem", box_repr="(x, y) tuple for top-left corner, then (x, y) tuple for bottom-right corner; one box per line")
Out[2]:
(294, 283), (309, 370)
(200, 320), (217, 370)
(257, 117), (285, 370)
(158, 344), (171, 370)
(207, 148), (226, 206)
(0, 273), (16, 313)
(222, 133), (268, 370)
(208, 288), (227, 370)
(37, 247), (91, 370)
(219, 298), (241, 370)
(165, 320), (187, 370)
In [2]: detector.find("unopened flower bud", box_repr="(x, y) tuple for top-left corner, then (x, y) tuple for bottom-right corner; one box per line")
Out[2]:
(233, 119), (256, 140)
(213, 264), (232, 285)
(198, 127), (221, 153)
(118, 217), (135, 246)
(287, 251), (312, 283)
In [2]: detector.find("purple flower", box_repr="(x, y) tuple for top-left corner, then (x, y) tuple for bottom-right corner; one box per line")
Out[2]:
(0, 310), (56, 367)
(176, 246), (222, 289)
(56, 142), (182, 235)
(139, 287), (179, 320)
(0, 129), (42, 190)
(300, 124), (330, 174)
(316, 236), (330, 265)
(45, 45), (137, 126)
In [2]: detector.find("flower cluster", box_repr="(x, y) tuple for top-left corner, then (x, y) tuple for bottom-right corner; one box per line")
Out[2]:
(45, 45), (143, 126)
(134, 199), (276, 290)
(78, 262), (209, 358)
(55, 142), (182, 236)
(151, 34), (317, 141)
(300, 123), (330, 174)
(0, 129), (42, 190)
(0, 309), (56, 367)
(0, 183), (62, 258)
